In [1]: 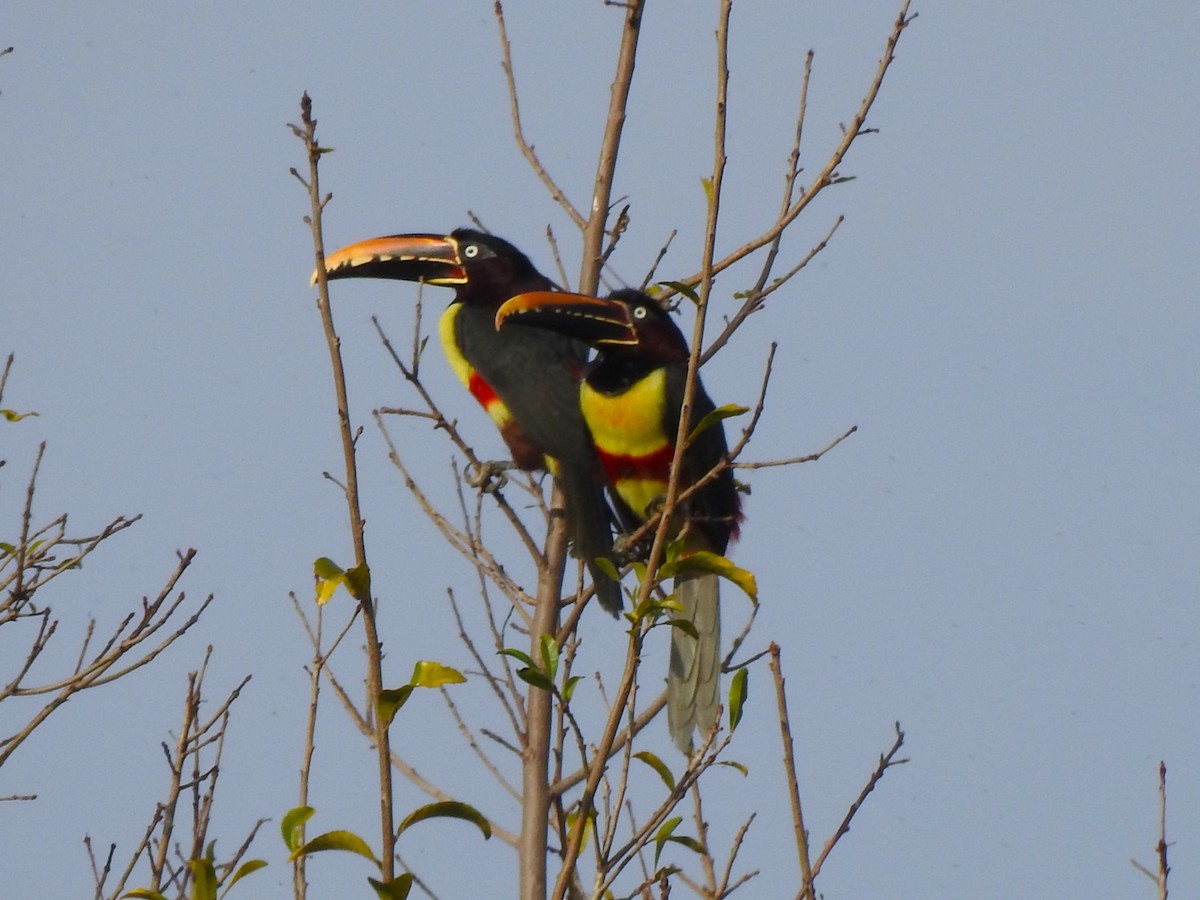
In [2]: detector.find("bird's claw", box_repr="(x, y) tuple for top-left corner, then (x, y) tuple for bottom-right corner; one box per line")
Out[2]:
(467, 460), (514, 492)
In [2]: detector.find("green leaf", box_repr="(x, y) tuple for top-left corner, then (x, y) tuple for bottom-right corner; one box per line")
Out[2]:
(653, 817), (706, 865)
(634, 750), (676, 792)
(223, 859), (267, 894)
(499, 647), (536, 668)
(562, 674), (583, 702)
(368, 874), (414, 900)
(291, 829), (378, 863)
(653, 817), (682, 866)
(377, 686), (415, 729)
(345, 562), (371, 600)
(0, 408), (39, 421)
(397, 801), (491, 840)
(187, 858), (218, 900)
(718, 759), (750, 777)
(538, 633), (559, 679)
(660, 552), (758, 603)
(121, 891), (168, 900)
(701, 176), (714, 207)
(665, 616), (700, 640)
(280, 806), (315, 852)
(313, 557), (346, 606)
(728, 668), (749, 732)
(593, 555), (620, 581)
(565, 808), (595, 852)
(516, 667), (556, 692)
(410, 660), (466, 689)
(658, 280), (700, 304)
(687, 404), (749, 446)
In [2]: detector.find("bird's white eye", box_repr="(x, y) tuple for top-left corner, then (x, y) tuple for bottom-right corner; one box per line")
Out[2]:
(632, 305), (648, 319)
(463, 244), (480, 258)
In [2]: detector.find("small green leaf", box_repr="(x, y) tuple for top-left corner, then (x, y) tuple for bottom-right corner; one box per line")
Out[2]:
(687, 404), (749, 445)
(665, 617), (700, 640)
(562, 674), (583, 702)
(718, 759), (750, 776)
(224, 859), (268, 893)
(313, 557), (346, 606)
(0, 408), (39, 422)
(187, 858), (218, 900)
(565, 808), (595, 852)
(660, 552), (758, 603)
(345, 562), (372, 600)
(378, 686), (415, 729)
(701, 176), (714, 206)
(499, 648), (536, 668)
(280, 806), (316, 852)
(121, 891), (168, 900)
(593, 556), (620, 581)
(634, 750), (676, 792)
(539, 634), (559, 679)
(292, 829), (378, 863)
(397, 801), (491, 840)
(516, 667), (556, 692)
(728, 668), (748, 731)
(410, 660), (466, 689)
(369, 874), (414, 900)
(657, 280), (700, 304)
(653, 817), (682, 866)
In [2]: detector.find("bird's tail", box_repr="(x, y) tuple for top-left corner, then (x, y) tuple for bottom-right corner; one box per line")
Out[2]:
(667, 571), (721, 753)
(559, 463), (623, 615)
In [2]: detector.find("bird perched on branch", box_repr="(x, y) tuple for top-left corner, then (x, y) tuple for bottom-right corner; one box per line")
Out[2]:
(318, 229), (621, 614)
(495, 287), (742, 752)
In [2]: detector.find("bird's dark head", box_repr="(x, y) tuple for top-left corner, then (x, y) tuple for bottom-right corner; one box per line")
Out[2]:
(496, 287), (689, 363)
(316, 228), (550, 307)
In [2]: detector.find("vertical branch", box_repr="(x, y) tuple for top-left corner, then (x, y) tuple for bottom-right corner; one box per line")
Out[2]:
(578, 0), (644, 294)
(292, 93), (395, 879)
(1157, 761), (1169, 900)
(519, 493), (569, 900)
(770, 643), (813, 897)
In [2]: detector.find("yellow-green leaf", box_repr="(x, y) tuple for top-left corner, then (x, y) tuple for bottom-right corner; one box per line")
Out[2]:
(660, 552), (758, 603)
(634, 750), (676, 792)
(657, 280), (700, 305)
(565, 808), (595, 853)
(378, 686), (415, 729)
(121, 891), (167, 900)
(313, 557), (346, 606)
(410, 660), (466, 689)
(0, 408), (38, 422)
(281, 806), (316, 852)
(187, 858), (217, 900)
(292, 829), (377, 863)
(226, 859), (268, 892)
(653, 817), (682, 866)
(728, 668), (748, 731)
(397, 801), (491, 840)
(539, 633), (559, 679)
(345, 562), (371, 600)
(687, 404), (749, 446)
(369, 874), (414, 900)
(718, 759), (750, 776)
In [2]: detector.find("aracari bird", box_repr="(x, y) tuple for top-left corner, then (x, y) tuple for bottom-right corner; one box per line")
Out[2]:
(318, 229), (621, 613)
(495, 288), (741, 752)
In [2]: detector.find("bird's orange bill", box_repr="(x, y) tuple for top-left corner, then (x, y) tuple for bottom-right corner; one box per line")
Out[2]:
(314, 233), (468, 285)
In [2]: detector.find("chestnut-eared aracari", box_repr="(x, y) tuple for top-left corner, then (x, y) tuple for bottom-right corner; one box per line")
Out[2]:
(318, 228), (621, 614)
(495, 288), (742, 752)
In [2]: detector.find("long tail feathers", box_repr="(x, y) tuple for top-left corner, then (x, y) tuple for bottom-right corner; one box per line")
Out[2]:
(559, 464), (623, 615)
(668, 572), (721, 753)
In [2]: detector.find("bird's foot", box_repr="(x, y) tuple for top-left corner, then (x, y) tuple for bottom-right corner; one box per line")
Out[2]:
(467, 459), (514, 492)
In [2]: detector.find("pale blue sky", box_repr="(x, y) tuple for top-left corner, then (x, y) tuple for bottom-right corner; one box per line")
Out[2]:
(4, 2), (1198, 897)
